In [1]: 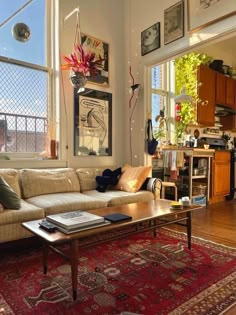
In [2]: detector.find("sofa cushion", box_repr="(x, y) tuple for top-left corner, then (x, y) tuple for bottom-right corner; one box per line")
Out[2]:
(83, 189), (154, 206)
(0, 169), (21, 197)
(0, 176), (21, 209)
(115, 166), (152, 193)
(0, 200), (44, 226)
(76, 166), (117, 192)
(20, 168), (81, 198)
(25, 192), (108, 216)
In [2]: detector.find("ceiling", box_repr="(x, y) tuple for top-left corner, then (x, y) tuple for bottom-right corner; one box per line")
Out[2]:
(195, 32), (236, 67)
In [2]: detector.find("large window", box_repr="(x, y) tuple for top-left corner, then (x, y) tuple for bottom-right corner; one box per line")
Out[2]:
(151, 61), (176, 145)
(151, 63), (169, 143)
(0, 0), (53, 155)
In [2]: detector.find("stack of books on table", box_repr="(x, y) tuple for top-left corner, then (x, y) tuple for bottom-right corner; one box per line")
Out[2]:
(46, 210), (110, 234)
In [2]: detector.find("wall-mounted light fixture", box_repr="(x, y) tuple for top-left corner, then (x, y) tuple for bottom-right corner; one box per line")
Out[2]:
(130, 83), (140, 92)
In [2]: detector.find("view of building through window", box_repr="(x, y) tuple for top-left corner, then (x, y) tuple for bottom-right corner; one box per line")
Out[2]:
(0, 0), (50, 154)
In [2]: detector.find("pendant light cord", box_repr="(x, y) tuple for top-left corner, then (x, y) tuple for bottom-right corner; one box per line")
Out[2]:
(73, 8), (81, 47)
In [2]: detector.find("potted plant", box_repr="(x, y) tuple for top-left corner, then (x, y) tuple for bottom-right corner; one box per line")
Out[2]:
(174, 52), (213, 143)
(61, 44), (104, 90)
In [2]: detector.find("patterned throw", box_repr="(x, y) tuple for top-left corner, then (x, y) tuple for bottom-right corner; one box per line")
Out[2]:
(0, 229), (235, 315)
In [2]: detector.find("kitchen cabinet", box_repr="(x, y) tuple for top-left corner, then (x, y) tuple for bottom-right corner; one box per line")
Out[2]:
(211, 151), (230, 197)
(220, 77), (236, 130)
(197, 65), (236, 130)
(215, 73), (235, 107)
(197, 65), (215, 126)
(215, 72), (226, 105)
(225, 76), (235, 108)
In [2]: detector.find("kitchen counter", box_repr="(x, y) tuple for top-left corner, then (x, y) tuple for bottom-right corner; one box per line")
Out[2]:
(162, 146), (215, 156)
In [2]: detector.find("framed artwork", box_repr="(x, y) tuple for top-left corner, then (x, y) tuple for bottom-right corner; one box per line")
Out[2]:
(141, 22), (160, 56)
(74, 88), (112, 156)
(188, 0), (236, 33)
(164, 1), (184, 45)
(81, 33), (109, 87)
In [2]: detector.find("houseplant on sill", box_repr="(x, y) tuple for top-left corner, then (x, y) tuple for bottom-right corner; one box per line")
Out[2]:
(61, 44), (104, 92)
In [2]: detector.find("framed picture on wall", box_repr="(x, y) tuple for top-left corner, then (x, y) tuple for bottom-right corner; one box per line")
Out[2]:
(187, 0), (236, 33)
(141, 22), (160, 56)
(81, 33), (109, 87)
(74, 88), (112, 156)
(164, 1), (184, 45)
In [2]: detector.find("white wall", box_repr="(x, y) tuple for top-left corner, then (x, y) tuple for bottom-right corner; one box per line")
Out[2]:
(59, 0), (236, 169)
(59, 0), (126, 168)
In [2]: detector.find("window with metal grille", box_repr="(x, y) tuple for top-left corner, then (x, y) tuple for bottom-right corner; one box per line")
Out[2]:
(0, 0), (51, 155)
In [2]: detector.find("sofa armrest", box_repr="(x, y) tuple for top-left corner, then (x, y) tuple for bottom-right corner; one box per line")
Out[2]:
(144, 177), (162, 199)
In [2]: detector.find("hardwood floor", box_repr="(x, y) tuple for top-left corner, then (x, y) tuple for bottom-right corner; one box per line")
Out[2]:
(172, 199), (236, 247)
(172, 199), (236, 315)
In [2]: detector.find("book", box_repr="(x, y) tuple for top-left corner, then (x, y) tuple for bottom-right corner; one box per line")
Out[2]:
(46, 210), (105, 230)
(55, 220), (111, 234)
(103, 213), (132, 222)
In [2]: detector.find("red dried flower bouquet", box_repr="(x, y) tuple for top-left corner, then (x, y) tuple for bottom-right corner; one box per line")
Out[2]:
(61, 44), (104, 77)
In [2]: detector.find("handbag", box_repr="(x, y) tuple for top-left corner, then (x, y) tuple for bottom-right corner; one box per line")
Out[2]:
(147, 119), (158, 155)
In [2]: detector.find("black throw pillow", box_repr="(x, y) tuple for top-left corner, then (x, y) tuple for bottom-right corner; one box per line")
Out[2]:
(0, 176), (21, 209)
(96, 167), (122, 193)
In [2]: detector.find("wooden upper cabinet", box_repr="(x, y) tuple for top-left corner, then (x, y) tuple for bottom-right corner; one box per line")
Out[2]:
(225, 76), (235, 108)
(220, 76), (236, 130)
(197, 64), (215, 126)
(215, 72), (226, 105)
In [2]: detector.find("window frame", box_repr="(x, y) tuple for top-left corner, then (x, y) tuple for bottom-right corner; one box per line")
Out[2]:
(0, 0), (59, 161)
(148, 60), (177, 147)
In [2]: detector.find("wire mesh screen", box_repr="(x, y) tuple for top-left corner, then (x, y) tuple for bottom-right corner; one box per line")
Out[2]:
(0, 61), (48, 153)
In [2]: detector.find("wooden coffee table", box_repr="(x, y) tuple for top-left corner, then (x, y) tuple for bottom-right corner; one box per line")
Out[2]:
(22, 199), (202, 300)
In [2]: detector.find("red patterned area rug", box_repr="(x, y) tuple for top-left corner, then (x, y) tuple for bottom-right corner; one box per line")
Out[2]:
(0, 229), (235, 315)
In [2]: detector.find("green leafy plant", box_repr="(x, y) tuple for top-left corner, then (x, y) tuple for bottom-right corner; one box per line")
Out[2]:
(174, 52), (213, 142)
(153, 110), (167, 142)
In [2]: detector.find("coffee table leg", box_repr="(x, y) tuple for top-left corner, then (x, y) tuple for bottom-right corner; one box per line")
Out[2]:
(153, 228), (157, 237)
(70, 239), (79, 300)
(42, 241), (49, 274)
(187, 212), (192, 250)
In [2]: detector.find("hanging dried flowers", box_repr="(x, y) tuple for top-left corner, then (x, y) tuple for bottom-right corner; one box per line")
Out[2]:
(61, 44), (104, 77)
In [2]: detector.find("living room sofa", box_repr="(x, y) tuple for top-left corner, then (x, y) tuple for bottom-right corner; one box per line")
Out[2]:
(0, 166), (162, 244)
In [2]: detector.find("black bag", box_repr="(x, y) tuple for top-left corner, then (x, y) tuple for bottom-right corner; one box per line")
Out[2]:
(147, 119), (158, 155)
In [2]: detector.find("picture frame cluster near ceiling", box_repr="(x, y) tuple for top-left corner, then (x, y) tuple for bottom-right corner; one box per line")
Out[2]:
(141, 22), (160, 56)
(187, 0), (236, 33)
(164, 0), (184, 45)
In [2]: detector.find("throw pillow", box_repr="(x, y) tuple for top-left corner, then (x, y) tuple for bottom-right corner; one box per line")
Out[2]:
(116, 165), (152, 193)
(0, 176), (21, 209)
(96, 167), (122, 192)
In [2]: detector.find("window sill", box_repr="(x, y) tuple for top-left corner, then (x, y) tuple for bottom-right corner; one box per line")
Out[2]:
(0, 159), (68, 169)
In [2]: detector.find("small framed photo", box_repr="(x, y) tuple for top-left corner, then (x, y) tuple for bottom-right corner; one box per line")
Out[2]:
(141, 22), (160, 56)
(164, 1), (184, 45)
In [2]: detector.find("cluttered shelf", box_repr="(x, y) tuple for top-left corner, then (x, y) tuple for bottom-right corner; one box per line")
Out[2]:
(158, 148), (212, 206)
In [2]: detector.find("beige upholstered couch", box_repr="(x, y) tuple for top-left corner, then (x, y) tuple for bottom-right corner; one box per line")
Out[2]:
(0, 167), (162, 244)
